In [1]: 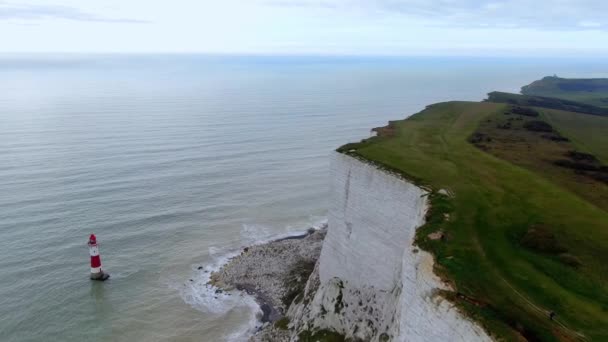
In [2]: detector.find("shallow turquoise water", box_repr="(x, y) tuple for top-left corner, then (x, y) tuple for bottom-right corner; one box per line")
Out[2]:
(0, 55), (606, 341)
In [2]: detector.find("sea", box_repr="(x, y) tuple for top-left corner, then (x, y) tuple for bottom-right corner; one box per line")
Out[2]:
(1, 54), (606, 341)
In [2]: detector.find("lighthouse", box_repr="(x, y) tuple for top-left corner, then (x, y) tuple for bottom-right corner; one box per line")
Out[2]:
(88, 234), (110, 281)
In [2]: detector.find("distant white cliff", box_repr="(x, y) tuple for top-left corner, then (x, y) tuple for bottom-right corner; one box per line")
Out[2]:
(287, 152), (492, 342)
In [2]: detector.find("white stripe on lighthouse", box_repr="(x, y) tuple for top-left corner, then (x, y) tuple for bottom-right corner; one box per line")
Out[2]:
(90, 266), (102, 273)
(89, 246), (99, 257)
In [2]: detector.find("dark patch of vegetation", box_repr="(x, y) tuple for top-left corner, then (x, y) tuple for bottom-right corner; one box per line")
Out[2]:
(379, 333), (390, 342)
(275, 317), (290, 330)
(441, 290), (534, 342)
(415, 192), (453, 256)
(541, 134), (569, 142)
(501, 315), (544, 342)
(298, 329), (346, 342)
(591, 173), (608, 184)
(523, 120), (553, 132)
(566, 150), (599, 163)
(334, 281), (344, 314)
(550, 150), (608, 185)
(554, 151), (605, 171)
(469, 132), (492, 145)
(558, 253), (582, 268)
(496, 122), (512, 130)
(455, 291), (487, 308)
(511, 106), (540, 117)
(520, 225), (568, 254)
(487, 91), (608, 116)
(553, 159), (601, 172)
(282, 259), (316, 306)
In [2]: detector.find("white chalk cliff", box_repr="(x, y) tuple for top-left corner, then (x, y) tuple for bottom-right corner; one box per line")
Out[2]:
(287, 152), (492, 342)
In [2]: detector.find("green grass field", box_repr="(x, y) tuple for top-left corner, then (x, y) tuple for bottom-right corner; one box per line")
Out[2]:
(543, 109), (608, 163)
(338, 101), (608, 341)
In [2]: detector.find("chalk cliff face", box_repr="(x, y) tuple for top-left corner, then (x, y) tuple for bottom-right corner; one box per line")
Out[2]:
(288, 153), (492, 342)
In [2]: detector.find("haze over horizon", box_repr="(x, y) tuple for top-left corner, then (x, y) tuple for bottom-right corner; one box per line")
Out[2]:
(1, 0), (607, 56)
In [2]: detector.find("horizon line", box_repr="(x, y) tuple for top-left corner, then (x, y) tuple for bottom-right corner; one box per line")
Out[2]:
(1, 51), (608, 59)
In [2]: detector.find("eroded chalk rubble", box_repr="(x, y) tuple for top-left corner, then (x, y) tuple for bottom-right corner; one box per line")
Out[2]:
(209, 229), (326, 324)
(213, 152), (493, 342)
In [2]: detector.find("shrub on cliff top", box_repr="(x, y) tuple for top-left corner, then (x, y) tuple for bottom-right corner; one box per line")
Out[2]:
(566, 150), (599, 163)
(274, 317), (290, 330)
(523, 120), (553, 132)
(520, 225), (567, 254)
(511, 106), (540, 117)
(298, 329), (346, 342)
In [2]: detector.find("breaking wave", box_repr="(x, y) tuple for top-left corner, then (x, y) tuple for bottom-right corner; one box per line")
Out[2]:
(176, 217), (327, 341)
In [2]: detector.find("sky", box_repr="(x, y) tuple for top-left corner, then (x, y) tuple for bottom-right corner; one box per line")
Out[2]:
(0, 0), (607, 56)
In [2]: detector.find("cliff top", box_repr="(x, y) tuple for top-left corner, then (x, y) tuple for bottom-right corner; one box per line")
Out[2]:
(338, 78), (608, 341)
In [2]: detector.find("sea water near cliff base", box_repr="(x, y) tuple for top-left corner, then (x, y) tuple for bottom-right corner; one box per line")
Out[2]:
(1, 54), (607, 342)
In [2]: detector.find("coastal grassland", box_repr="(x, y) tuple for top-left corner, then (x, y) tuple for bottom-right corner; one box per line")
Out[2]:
(339, 102), (608, 341)
(522, 77), (608, 108)
(542, 108), (608, 163)
(470, 107), (608, 211)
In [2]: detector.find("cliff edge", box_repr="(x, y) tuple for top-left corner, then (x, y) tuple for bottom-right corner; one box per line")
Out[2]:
(286, 153), (492, 342)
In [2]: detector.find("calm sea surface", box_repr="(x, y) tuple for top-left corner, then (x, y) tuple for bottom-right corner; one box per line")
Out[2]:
(1, 55), (606, 341)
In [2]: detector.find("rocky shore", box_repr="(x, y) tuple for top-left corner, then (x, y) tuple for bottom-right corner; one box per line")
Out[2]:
(208, 153), (491, 342)
(209, 226), (327, 341)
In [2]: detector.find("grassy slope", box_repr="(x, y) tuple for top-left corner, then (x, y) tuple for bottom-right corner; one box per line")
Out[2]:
(543, 108), (608, 163)
(521, 76), (608, 108)
(472, 108), (608, 212)
(340, 102), (608, 341)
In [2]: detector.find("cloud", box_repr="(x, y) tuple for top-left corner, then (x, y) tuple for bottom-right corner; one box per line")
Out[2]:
(0, 3), (148, 23)
(265, 0), (341, 9)
(264, 0), (608, 31)
(578, 20), (602, 28)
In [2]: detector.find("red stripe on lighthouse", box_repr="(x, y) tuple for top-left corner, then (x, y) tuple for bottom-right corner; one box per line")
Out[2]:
(91, 255), (101, 268)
